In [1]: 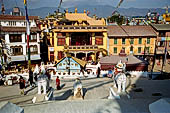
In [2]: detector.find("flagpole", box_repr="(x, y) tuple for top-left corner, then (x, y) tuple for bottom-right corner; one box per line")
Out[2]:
(151, 39), (157, 79)
(24, 0), (31, 70)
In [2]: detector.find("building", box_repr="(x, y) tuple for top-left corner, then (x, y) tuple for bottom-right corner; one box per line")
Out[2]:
(45, 8), (107, 63)
(162, 6), (170, 24)
(151, 24), (170, 60)
(0, 14), (41, 64)
(56, 56), (86, 75)
(100, 52), (148, 71)
(107, 25), (157, 58)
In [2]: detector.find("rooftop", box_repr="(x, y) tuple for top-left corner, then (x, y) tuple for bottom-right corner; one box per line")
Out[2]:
(65, 13), (105, 26)
(107, 25), (157, 37)
(151, 24), (170, 31)
(0, 15), (39, 21)
(0, 26), (40, 32)
(100, 55), (145, 65)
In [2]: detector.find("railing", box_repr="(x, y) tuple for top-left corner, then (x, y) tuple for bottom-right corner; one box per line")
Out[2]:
(55, 26), (107, 30)
(65, 45), (98, 50)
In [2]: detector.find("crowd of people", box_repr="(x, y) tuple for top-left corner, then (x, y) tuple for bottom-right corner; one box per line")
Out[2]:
(18, 63), (61, 95)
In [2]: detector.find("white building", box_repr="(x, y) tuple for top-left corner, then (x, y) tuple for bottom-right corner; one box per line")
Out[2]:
(0, 15), (41, 64)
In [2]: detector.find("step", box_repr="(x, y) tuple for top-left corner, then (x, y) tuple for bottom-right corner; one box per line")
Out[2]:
(23, 98), (156, 113)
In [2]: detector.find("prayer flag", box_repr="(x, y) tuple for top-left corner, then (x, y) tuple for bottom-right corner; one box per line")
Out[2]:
(24, 0), (31, 68)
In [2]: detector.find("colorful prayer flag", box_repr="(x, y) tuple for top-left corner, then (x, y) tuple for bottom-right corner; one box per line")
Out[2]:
(24, 0), (31, 68)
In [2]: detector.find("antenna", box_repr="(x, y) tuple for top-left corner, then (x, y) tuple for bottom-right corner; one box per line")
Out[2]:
(15, 0), (18, 7)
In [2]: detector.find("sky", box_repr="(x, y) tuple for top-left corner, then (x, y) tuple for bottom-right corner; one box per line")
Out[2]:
(2, 0), (170, 9)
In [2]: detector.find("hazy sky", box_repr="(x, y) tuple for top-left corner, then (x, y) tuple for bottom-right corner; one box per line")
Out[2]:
(3, 0), (170, 9)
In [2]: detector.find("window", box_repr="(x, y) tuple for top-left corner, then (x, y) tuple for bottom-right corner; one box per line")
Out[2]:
(122, 47), (125, 52)
(122, 38), (126, 44)
(138, 47), (141, 53)
(159, 41), (164, 47)
(9, 34), (22, 42)
(113, 47), (117, 53)
(138, 38), (142, 44)
(58, 33), (66, 37)
(30, 34), (37, 42)
(147, 38), (150, 44)
(95, 32), (103, 36)
(146, 47), (150, 53)
(114, 38), (117, 44)
(130, 38), (134, 44)
(159, 32), (165, 37)
(58, 51), (64, 60)
(30, 45), (38, 54)
(9, 21), (16, 26)
(11, 46), (23, 55)
(58, 38), (65, 46)
(95, 38), (103, 45)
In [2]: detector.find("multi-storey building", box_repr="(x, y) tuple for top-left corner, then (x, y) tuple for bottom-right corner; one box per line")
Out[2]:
(151, 24), (170, 60)
(45, 9), (107, 63)
(107, 25), (157, 57)
(162, 7), (170, 24)
(0, 15), (41, 64)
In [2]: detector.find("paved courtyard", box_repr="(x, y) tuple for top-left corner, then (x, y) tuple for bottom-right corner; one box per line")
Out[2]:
(0, 76), (170, 113)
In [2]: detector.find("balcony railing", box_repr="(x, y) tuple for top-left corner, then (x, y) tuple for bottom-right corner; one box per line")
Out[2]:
(55, 26), (107, 30)
(65, 45), (98, 50)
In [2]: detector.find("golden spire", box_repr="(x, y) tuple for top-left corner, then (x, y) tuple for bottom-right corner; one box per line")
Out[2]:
(75, 8), (77, 13)
(66, 9), (68, 13)
(84, 9), (86, 14)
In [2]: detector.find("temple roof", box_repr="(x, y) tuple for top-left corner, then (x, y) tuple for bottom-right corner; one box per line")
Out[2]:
(151, 24), (170, 31)
(100, 55), (146, 65)
(65, 13), (104, 26)
(56, 56), (87, 67)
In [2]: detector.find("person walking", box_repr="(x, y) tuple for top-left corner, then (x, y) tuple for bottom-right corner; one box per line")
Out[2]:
(19, 76), (25, 95)
(97, 67), (101, 78)
(56, 76), (61, 90)
(29, 69), (34, 87)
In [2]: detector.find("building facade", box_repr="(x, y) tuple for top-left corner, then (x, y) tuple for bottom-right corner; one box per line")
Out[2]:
(0, 15), (41, 64)
(107, 25), (157, 57)
(151, 24), (170, 60)
(43, 9), (107, 63)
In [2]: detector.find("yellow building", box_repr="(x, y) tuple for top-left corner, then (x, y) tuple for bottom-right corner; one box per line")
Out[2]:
(163, 6), (170, 23)
(48, 9), (107, 62)
(107, 25), (157, 56)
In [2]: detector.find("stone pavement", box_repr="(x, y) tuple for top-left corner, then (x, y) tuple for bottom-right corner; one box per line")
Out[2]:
(22, 99), (155, 113)
(0, 76), (170, 113)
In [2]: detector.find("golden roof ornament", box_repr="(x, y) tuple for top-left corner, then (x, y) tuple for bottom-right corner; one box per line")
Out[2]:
(75, 8), (77, 13)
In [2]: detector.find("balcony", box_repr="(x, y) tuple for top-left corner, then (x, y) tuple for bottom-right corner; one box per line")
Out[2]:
(55, 26), (107, 30)
(64, 45), (98, 51)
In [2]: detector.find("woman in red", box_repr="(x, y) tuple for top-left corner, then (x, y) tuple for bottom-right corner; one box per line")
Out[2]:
(56, 76), (61, 90)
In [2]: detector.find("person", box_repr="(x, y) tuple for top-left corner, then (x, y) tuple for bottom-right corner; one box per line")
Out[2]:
(97, 67), (100, 78)
(19, 76), (25, 95)
(108, 68), (113, 78)
(37, 73), (48, 94)
(29, 69), (34, 87)
(56, 76), (60, 90)
(33, 65), (39, 86)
